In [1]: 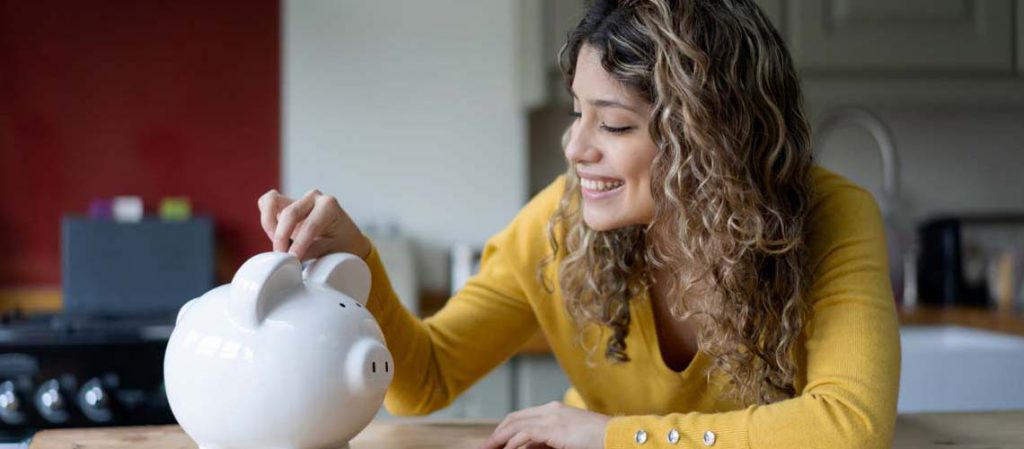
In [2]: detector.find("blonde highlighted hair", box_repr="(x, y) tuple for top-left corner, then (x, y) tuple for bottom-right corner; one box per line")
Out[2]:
(540, 0), (814, 405)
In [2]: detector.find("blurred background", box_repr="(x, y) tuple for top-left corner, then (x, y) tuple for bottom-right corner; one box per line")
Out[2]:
(2, 0), (1024, 443)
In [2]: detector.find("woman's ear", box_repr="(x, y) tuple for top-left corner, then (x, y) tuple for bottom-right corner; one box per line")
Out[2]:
(302, 253), (372, 306)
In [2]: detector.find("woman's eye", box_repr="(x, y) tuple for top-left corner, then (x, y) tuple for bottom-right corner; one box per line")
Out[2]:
(569, 110), (582, 119)
(600, 123), (633, 134)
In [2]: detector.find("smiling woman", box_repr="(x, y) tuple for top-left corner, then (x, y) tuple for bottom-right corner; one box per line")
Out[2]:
(565, 45), (659, 230)
(257, 0), (899, 448)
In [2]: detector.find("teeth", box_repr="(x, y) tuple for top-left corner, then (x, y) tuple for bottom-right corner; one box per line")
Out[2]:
(580, 178), (624, 191)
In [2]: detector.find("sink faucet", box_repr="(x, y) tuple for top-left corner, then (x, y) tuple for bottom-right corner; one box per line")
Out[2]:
(812, 106), (901, 206)
(812, 106), (913, 305)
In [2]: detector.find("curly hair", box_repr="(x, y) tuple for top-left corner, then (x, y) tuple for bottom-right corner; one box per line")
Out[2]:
(539, 0), (814, 405)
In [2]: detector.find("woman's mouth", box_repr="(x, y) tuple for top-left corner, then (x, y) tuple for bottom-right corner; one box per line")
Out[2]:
(579, 177), (625, 200)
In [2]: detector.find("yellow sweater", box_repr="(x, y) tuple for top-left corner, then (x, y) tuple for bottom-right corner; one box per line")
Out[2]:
(364, 166), (900, 449)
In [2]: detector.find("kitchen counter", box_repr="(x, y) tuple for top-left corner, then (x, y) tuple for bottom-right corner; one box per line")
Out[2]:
(26, 411), (1024, 448)
(509, 305), (1024, 355)
(897, 305), (1024, 337)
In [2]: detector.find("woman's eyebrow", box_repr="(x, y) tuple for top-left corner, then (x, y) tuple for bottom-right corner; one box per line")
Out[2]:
(570, 89), (637, 113)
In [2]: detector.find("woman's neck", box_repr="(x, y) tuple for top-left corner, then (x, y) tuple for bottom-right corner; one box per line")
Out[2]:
(647, 265), (710, 314)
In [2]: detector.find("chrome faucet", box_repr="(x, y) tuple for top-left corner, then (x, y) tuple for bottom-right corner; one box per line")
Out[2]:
(812, 106), (901, 207)
(812, 106), (913, 305)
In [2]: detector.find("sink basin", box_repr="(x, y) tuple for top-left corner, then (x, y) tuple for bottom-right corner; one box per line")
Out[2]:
(899, 325), (1024, 412)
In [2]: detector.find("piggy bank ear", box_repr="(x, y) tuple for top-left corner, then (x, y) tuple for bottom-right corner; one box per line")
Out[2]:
(303, 253), (371, 306)
(230, 252), (303, 329)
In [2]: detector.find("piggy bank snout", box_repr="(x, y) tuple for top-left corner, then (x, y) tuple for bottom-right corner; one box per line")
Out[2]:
(345, 338), (393, 393)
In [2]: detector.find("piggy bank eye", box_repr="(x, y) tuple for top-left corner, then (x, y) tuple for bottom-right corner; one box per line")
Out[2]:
(339, 302), (346, 308)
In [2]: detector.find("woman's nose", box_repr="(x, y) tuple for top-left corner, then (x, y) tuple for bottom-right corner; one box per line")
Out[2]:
(564, 123), (601, 165)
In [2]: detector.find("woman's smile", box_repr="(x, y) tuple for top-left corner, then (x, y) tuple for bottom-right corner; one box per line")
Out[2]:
(578, 170), (625, 201)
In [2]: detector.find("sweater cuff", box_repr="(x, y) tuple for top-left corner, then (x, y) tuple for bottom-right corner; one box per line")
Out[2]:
(605, 413), (749, 449)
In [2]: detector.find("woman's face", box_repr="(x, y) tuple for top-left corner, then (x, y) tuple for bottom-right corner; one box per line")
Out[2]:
(565, 45), (658, 231)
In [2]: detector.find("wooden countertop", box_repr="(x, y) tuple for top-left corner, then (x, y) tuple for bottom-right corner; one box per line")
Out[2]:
(507, 305), (1024, 355)
(897, 306), (1024, 338)
(27, 411), (1024, 448)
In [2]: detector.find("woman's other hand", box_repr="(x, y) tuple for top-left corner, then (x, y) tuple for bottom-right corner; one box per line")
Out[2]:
(257, 189), (370, 261)
(478, 401), (610, 449)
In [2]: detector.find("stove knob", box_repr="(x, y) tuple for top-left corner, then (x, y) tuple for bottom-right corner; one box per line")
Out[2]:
(77, 378), (113, 423)
(0, 380), (27, 425)
(35, 379), (69, 424)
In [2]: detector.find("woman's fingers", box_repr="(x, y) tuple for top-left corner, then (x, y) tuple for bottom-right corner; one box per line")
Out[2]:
(273, 189), (320, 253)
(258, 189), (293, 240)
(504, 431), (540, 449)
(288, 194), (339, 260)
(258, 188), (367, 260)
(297, 237), (336, 262)
(480, 413), (542, 449)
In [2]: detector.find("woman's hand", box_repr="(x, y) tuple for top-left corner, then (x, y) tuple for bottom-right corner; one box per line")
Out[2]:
(257, 189), (370, 261)
(479, 401), (610, 449)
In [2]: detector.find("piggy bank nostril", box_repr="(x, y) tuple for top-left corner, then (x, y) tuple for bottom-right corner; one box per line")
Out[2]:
(339, 302), (346, 308)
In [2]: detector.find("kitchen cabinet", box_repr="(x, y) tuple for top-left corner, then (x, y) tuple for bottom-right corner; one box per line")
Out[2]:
(1018, 0), (1024, 74)
(374, 354), (572, 420)
(434, 362), (513, 420)
(513, 355), (572, 409)
(519, 0), (1024, 111)
(519, 0), (786, 108)
(518, 0), (583, 109)
(755, 0), (784, 29)
(787, 0), (1015, 73)
(375, 362), (513, 420)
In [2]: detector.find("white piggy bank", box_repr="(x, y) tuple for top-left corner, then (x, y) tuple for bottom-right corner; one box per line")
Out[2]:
(164, 252), (393, 449)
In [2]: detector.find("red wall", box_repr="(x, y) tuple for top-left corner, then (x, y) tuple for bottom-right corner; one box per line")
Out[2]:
(0, 0), (280, 287)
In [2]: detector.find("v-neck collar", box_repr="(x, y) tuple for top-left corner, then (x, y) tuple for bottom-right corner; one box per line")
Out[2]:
(632, 288), (708, 381)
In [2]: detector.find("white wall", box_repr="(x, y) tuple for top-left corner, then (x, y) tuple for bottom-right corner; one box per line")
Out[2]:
(284, 1), (527, 291)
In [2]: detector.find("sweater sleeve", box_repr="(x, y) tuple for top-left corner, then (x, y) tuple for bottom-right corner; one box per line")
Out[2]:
(363, 226), (541, 416)
(604, 186), (901, 449)
(363, 177), (564, 416)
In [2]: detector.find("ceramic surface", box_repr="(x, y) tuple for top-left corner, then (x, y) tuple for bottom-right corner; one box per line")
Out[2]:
(164, 252), (393, 449)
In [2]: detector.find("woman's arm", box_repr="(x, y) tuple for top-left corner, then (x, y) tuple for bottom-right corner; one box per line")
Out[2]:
(363, 177), (569, 416)
(364, 229), (540, 416)
(602, 186), (900, 449)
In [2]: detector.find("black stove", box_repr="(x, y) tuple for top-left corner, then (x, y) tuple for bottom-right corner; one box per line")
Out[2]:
(0, 312), (176, 442)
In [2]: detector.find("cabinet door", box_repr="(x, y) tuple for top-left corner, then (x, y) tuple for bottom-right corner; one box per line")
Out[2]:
(375, 362), (513, 420)
(514, 355), (572, 409)
(1018, 0), (1024, 74)
(458, 362), (514, 419)
(755, 0), (784, 31)
(788, 0), (1014, 73)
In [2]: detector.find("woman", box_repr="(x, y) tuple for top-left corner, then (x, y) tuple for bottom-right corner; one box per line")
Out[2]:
(258, 0), (900, 448)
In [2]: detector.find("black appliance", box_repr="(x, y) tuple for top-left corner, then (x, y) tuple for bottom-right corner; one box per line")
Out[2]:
(918, 215), (1024, 308)
(0, 216), (215, 441)
(0, 314), (175, 442)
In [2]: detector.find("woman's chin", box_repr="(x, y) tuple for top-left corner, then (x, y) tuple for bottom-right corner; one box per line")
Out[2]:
(583, 210), (624, 232)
